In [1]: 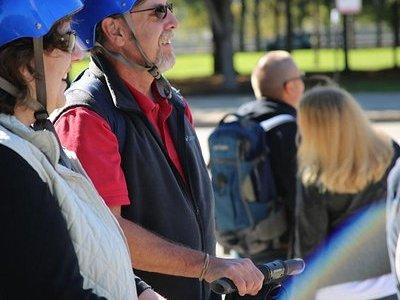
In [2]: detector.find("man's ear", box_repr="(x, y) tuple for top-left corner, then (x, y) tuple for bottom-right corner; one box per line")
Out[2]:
(283, 80), (291, 95)
(101, 18), (127, 48)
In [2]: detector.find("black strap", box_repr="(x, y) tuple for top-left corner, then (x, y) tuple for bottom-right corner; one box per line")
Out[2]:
(32, 37), (48, 116)
(32, 118), (73, 170)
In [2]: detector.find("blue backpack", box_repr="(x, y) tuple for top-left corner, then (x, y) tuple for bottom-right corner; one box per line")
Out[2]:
(208, 113), (295, 255)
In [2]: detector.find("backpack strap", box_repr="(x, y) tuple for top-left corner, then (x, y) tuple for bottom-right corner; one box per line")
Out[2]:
(259, 114), (296, 132)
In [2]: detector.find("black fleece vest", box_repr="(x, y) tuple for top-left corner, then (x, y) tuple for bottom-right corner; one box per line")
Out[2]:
(54, 55), (216, 300)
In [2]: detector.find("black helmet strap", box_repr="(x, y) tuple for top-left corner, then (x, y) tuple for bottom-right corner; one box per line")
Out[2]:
(122, 12), (172, 99)
(0, 76), (19, 98)
(32, 37), (49, 121)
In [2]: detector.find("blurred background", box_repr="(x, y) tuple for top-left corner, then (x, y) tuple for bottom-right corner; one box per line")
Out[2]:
(71, 0), (400, 161)
(71, 0), (400, 94)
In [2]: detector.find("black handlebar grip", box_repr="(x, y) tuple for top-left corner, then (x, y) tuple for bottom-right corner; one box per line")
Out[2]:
(210, 258), (305, 295)
(284, 258), (305, 276)
(210, 277), (237, 295)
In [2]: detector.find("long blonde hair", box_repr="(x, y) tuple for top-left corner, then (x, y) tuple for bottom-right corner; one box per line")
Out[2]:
(297, 86), (393, 194)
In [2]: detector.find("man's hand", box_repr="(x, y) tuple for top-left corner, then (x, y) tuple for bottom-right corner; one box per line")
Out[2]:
(138, 289), (166, 300)
(109, 205), (263, 296)
(204, 257), (264, 296)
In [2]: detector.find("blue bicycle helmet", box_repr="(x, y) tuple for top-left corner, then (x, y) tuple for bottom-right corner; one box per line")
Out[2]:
(72, 0), (138, 50)
(0, 0), (83, 48)
(72, 0), (173, 99)
(0, 0), (83, 123)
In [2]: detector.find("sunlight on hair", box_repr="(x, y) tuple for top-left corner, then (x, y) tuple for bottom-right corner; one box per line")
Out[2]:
(297, 87), (393, 194)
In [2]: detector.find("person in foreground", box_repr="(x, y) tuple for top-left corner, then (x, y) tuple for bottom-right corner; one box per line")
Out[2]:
(53, 0), (264, 298)
(0, 1), (163, 299)
(293, 86), (400, 299)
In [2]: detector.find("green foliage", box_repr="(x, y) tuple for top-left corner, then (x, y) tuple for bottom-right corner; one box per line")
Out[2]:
(70, 47), (400, 82)
(173, 0), (208, 29)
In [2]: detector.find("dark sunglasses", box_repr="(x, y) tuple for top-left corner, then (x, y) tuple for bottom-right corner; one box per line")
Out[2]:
(44, 31), (76, 54)
(130, 2), (173, 20)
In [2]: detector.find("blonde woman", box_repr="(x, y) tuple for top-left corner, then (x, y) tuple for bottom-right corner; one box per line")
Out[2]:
(293, 86), (400, 299)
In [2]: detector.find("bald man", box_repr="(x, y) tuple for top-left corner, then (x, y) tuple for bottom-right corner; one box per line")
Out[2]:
(236, 51), (304, 263)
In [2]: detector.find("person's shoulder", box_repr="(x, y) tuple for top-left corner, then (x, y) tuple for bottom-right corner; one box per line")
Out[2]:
(237, 99), (277, 119)
(263, 114), (297, 136)
(299, 181), (325, 203)
(0, 144), (45, 188)
(54, 106), (109, 129)
(0, 143), (24, 164)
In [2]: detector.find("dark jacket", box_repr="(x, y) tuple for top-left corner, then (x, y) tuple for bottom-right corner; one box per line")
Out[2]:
(292, 142), (400, 298)
(58, 54), (216, 300)
(236, 98), (297, 262)
(295, 142), (400, 258)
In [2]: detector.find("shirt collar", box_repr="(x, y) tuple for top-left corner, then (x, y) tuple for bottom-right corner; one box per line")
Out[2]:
(123, 80), (170, 114)
(263, 97), (297, 116)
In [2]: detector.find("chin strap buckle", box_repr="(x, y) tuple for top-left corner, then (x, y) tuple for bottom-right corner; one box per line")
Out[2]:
(155, 75), (173, 100)
(147, 65), (161, 80)
(34, 109), (49, 123)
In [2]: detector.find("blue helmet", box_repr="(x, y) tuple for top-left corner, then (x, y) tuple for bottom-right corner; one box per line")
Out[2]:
(0, 0), (83, 48)
(72, 0), (138, 50)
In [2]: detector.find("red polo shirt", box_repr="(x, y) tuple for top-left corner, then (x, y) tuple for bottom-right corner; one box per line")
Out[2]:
(55, 81), (193, 207)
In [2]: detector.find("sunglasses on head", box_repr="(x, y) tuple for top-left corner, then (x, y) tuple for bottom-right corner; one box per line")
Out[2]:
(130, 2), (173, 20)
(44, 31), (76, 54)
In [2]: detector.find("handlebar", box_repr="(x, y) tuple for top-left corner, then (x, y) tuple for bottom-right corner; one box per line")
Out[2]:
(210, 258), (305, 295)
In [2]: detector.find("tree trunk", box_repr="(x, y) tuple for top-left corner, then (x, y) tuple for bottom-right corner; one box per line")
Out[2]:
(324, 0), (332, 47)
(211, 23), (222, 74)
(204, 0), (236, 88)
(314, 0), (321, 67)
(343, 14), (350, 72)
(297, 0), (307, 29)
(392, 0), (400, 67)
(375, 0), (384, 47)
(285, 0), (293, 52)
(273, 0), (281, 38)
(254, 0), (261, 51)
(239, 0), (247, 51)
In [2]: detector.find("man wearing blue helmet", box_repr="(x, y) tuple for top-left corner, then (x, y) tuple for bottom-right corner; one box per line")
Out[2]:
(53, 0), (264, 299)
(0, 0), (168, 299)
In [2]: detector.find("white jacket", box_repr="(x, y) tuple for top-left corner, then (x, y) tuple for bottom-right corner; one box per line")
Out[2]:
(0, 114), (138, 299)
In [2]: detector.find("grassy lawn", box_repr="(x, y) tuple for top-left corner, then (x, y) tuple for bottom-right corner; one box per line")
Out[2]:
(70, 47), (400, 89)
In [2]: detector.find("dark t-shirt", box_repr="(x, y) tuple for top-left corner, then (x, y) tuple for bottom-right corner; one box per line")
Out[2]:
(0, 144), (103, 299)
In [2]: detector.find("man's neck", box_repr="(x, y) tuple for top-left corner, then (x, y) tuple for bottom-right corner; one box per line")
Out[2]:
(260, 96), (296, 109)
(114, 58), (155, 100)
(278, 95), (297, 108)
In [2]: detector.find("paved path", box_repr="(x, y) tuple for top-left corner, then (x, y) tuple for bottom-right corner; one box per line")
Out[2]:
(187, 92), (400, 127)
